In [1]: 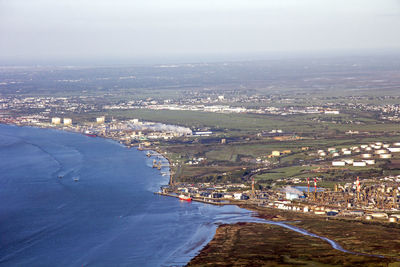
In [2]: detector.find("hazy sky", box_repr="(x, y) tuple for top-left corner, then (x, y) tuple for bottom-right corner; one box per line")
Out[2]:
(1, 0), (400, 64)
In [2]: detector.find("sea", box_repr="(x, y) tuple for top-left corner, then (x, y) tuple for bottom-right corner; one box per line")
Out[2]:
(0, 124), (262, 267)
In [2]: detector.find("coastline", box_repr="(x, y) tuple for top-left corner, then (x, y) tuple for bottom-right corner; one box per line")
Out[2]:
(0, 123), (246, 266)
(4, 123), (399, 266)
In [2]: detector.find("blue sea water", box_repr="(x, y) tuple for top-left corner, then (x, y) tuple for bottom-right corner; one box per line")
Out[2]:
(0, 124), (261, 267)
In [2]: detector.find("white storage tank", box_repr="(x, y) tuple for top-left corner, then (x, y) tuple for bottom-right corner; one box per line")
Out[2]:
(332, 161), (346, 166)
(363, 160), (375, 165)
(371, 212), (388, 219)
(375, 149), (388, 155)
(361, 154), (372, 158)
(388, 147), (400, 153)
(353, 161), (367, 167)
(380, 154), (392, 159)
(344, 159), (354, 164)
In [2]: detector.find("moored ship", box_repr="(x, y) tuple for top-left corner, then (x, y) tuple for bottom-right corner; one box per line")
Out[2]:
(84, 130), (97, 137)
(178, 194), (192, 201)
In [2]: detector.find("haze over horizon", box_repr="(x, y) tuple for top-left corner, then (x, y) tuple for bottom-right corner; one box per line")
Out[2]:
(1, 0), (400, 65)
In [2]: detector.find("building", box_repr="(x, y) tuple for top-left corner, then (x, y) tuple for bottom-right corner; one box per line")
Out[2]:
(63, 118), (72, 125)
(96, 116), (105, 123)
(271, 151), (281, 157)
(233, 193), (242, 200)
(51, 117), (61, 124)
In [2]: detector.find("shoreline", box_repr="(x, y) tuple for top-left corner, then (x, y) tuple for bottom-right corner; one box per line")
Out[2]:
(3, 123), (398, 266)
(0, 123), (219, 266)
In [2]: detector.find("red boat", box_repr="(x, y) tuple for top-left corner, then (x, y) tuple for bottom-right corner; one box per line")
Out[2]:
(84, 131), (97, 137)
(179, 194), (192, 201)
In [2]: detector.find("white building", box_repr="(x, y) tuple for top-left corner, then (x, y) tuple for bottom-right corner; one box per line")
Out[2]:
(96, 116), (105, 123)
(233, 193), (242, 200)
(63, 118), (72, 125)
(51, 117), (61, 124)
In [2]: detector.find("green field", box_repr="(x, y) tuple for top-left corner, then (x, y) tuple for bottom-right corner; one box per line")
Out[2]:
(254, 166), (319, 180)
(68, 107), (400, 184)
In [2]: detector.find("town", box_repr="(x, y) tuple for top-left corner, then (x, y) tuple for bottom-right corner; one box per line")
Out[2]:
(3, 94), (400, 122)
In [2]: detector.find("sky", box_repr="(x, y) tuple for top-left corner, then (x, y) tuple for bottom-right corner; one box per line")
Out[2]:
(1, 0), (400, 64)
